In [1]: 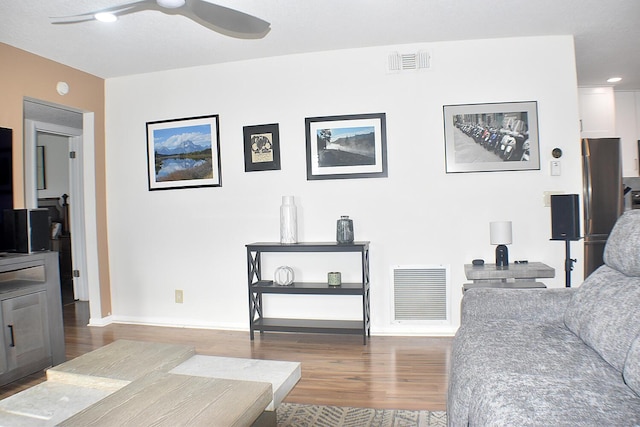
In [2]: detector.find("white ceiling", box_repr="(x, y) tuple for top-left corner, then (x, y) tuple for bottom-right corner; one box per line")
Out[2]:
(2, 0), (639, 90)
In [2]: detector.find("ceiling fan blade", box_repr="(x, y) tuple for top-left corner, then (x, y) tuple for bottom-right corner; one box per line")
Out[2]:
(49, 0), (270, 40)
(50, 0), (156, 24)
(182, 0), (270, 39)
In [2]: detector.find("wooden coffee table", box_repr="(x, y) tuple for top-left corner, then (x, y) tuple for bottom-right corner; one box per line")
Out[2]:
(59, 370), (272, 427)
(0, 340), (296, 427)
(170, 355), (301, 411)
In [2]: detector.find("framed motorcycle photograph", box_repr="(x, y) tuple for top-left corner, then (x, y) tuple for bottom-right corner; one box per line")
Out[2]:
(443, 101), (540, 173)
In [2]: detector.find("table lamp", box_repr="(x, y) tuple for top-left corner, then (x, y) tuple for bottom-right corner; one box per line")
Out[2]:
(490, 221), (512, 267)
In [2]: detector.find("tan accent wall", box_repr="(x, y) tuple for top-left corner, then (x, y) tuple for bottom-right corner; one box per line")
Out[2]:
(0, 43), (111, 317)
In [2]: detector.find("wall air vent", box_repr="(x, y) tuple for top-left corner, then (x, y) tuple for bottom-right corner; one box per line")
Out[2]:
(392, 265), (449, 322)
(387, 50), (431, 73)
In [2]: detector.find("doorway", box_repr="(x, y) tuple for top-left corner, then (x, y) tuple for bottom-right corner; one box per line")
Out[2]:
(35, 132), (74, 304)
(23, 99), (101, 320)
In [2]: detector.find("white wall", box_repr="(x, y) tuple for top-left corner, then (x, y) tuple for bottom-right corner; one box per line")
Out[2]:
(615, 91), (640, 177)
(105, 36), (583, 335)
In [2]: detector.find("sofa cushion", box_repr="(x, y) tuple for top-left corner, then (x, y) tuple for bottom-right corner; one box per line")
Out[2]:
(603, 210), (640, 277)
(461, 288), (575, 324)
(447, 320), (620, 426)
(467, 372), (640, 426)
(564, 265), (640, 372)
(564, 211), (640, 373)
(624, 334), (640, 396)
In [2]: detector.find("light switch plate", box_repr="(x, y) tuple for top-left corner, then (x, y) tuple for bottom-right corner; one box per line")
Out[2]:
(543, 191), (564, 207)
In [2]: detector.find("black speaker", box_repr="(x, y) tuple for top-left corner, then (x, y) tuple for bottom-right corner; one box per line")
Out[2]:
(3, 208), (50, 253)
(551, 194), (580, 240)
(30, 209), (51, 252)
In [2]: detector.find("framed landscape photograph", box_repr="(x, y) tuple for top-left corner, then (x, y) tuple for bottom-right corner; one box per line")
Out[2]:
(305, 113), (387, 180)
(243, 123), (281, 172)
(443, 101), (540, 173)
(146, 115), (221, 190)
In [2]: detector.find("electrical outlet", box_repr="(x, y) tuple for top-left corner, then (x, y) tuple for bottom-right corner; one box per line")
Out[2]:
(175, 289), (183, 304)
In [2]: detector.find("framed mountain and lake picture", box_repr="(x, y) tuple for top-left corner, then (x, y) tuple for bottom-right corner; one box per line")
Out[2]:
(146, 115), (222, 190)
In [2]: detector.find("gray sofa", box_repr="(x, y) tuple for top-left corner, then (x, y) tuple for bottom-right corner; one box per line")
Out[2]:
(448, 209), (640, 426)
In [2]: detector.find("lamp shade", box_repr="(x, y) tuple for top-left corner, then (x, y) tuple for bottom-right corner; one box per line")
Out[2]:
(490, 221), (512, 245)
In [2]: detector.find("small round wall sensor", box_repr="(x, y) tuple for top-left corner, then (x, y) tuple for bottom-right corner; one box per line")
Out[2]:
(552, 148), (562, 158)
(56, 81), (69, 96)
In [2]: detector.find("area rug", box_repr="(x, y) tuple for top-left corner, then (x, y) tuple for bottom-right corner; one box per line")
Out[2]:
(276, 402), (447, 427)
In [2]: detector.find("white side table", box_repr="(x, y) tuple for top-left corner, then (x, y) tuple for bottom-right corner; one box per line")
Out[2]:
(463, 262), (555, 292)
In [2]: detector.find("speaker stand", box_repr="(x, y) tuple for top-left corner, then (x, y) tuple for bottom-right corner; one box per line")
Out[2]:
(563, 239), (577, 288)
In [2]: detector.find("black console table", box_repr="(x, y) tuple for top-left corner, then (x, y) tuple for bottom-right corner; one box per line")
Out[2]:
(246, 242), (370, 344)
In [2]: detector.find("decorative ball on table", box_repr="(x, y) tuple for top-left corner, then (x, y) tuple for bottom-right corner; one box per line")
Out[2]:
(274, 266), (294, 286)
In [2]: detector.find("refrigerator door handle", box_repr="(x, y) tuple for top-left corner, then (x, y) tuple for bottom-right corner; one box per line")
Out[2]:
(582, 139), (593, 236)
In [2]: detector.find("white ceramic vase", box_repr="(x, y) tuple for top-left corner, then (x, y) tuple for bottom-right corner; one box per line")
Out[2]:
(280, 196), (298, 244)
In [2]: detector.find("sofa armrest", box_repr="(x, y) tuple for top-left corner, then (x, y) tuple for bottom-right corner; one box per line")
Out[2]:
(461, 288), (576, 325)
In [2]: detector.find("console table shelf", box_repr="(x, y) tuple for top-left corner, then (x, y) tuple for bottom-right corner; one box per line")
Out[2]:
(246, 242), (370, 344)
(252, 318), (364, 335)
(252, 281), (364, 295)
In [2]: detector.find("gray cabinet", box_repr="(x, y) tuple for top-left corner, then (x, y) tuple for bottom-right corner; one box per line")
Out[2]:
(2, 291), (51, 374)
(0, 252), (65, 386)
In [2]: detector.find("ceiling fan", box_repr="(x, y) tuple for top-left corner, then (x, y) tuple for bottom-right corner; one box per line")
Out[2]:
(50, 0), (271, 39)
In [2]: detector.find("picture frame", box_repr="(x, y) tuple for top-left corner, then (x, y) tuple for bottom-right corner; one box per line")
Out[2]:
(443, 101), (540, 173)
(36, 146), (46, 190)
(146, 114), (221, 190)
(243, 123), (281, 172)
(305, 113), (387, 180)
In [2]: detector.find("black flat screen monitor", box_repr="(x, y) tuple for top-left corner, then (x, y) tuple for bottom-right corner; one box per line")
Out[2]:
(0, 127), (13, 251)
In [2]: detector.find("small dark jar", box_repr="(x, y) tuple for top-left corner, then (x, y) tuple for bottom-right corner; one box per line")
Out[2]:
(336, 216), (354, 244)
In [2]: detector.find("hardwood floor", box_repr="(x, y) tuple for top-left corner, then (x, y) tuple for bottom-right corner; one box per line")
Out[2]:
(0, 301), (452, 411)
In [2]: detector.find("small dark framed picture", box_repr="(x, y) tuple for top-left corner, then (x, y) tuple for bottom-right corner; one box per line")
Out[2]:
(305, 113), (388, 180)
(243, 123), (281, 172)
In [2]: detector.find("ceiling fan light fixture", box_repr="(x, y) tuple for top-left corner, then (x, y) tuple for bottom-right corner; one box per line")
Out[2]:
(157, 0), (186, 8)
(95, 12), (118, 22)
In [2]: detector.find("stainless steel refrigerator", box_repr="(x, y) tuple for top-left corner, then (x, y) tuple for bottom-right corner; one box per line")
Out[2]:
(582, 137), (624, 277)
